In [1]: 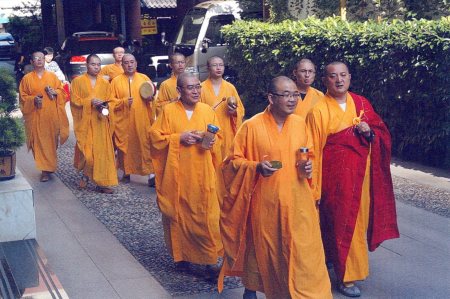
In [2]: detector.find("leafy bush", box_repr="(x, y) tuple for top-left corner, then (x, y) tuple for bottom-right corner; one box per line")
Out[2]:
(0, 68), (24, 152)
(223, 17), (450, 168)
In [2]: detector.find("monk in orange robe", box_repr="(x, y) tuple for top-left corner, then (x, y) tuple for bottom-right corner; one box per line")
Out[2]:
(292, 58), (324, 119)
(19, 51), (69, 182)
(306, 62), (399, 297)
(110, 54), (155, 185)
(200, 56), (245, 158)
(154, 52), (185, 118)
(70, 54), (118, 193)
(219, 76), (331, 299)
(99, 47), (125, 81)
(150, 72), (223, 278)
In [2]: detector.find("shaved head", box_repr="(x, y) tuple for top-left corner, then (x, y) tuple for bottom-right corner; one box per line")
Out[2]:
(294, 58), (315, 70)
(268, 76), (295, 94)
(324, 61), (349, 76)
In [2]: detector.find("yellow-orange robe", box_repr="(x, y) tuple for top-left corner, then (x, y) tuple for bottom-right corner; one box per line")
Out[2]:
(99, 63), (123, 81)
(200, 78), (245, 158)
(19, 70), (69, 172)
(294, 86), (324, 119)
(150, 101), (223, 264)
(110, 73), (154, 176)
(220, 108), (331, 299)
(154, 74), (178, 118)
(70, 73), (118, 187)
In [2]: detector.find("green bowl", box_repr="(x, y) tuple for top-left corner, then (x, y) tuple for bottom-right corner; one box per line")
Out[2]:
(270, 160), (282, 169)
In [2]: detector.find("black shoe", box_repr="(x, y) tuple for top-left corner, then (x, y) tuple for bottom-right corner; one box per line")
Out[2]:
(148, 176), (155, 187)
(204, 264), (221, 282)
(243, 288), (257, 299)
(175, 261), (190, 272)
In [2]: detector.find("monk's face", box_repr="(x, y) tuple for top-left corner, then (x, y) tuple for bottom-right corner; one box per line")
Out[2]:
(31, 52), (45, 69)
(323, 63), (351, 99)
(113, 47), (125, 63)
(87, 56), (101, 76)
(293, 61), (316, 90)
(178, 76), (201, 107)
(269, 79), (299, 117)
(170, 55), (186, 75)
(122, 55), (137, 75)
(208, 57), (224, 79)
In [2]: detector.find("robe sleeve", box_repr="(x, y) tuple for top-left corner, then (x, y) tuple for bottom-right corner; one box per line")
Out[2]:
(70, 77), (93, 151)
(149, 108), (182, 222)
(219, 123), (259, 288)
(306, 108), (326, 201)
(109, 78), (130, 152)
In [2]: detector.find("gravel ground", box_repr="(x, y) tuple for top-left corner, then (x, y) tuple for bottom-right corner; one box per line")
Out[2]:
(54, 139), (449, 296)
(392, 175), (449, 218)
(55, 140), (241, 296)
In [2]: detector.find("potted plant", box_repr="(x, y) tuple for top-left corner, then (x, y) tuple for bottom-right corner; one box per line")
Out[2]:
(0, 68), (25, 180)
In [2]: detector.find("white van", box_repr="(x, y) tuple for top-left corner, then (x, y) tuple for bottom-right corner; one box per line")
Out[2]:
(168, 0), (262, 81)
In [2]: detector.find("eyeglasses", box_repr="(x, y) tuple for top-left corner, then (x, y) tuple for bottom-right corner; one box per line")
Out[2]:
(210, 63), (224, 68)
(32, 56), (43, 61)
(173, 61), (186, 65)
(298, 69), (315, 75)
(272, 92), (300, 99)
(183, 84), (202, 91)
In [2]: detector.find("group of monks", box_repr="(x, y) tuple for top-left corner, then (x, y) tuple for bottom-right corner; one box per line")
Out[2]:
(18, 47), (399, 298)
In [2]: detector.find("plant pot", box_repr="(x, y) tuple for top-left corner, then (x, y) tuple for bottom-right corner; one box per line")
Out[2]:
(0, 150), (16, 180)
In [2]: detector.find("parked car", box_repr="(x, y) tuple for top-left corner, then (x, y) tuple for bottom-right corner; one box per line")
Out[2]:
(55, 31), (121, 81)
(0, 33), (15, 59)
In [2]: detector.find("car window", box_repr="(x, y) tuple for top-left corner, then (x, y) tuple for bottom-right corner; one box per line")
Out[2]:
(70, 39), (120, 55)
(204, 15), (235, 47)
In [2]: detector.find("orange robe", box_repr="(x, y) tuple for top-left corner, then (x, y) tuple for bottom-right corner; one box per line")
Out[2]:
(154, 74), (178, 118)
(70, 73), (118, 187)
(307, 92), (399, 282)
(19, 70), (69, 172)
(200, 78), (245, 158)
(220, 108), (331, 299)
(294, 86), (324, 119)
(150, 101), (223, 264)
(99, 63), (123, 81)
(110, 73), (154, 176)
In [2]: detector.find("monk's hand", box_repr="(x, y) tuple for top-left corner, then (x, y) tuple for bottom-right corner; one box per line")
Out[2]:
(45, 86), (58, 99)
(304, 159), (313, 179)
(227, 102), (237, 115)
(91, 98), (104, 107)
(180, 132), (200, 146)
(257, 160), (278, 177)
(128, 97), (133, 106)
(356, 121), (371, 137)
(34, 95), (43, 108)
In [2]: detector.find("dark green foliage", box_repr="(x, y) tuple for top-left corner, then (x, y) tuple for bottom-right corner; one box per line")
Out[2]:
(0, 69), (25, 152)
(222, 17), (450, 168)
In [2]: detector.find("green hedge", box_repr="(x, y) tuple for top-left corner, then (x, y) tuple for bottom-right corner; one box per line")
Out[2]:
(223, 17), (450, 168)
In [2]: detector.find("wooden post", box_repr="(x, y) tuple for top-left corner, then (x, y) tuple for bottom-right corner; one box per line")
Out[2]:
(340, 0), (347, 20)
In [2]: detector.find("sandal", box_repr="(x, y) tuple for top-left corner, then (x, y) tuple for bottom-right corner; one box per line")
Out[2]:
(338, 282), (361, 297)
(120, 174), (130, 183)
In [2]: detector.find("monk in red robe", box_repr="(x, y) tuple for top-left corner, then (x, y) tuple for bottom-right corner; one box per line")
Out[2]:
(306, 62), (399, 297)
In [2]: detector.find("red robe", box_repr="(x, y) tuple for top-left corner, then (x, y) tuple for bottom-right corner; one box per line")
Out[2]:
(318, 92), (399, 280)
